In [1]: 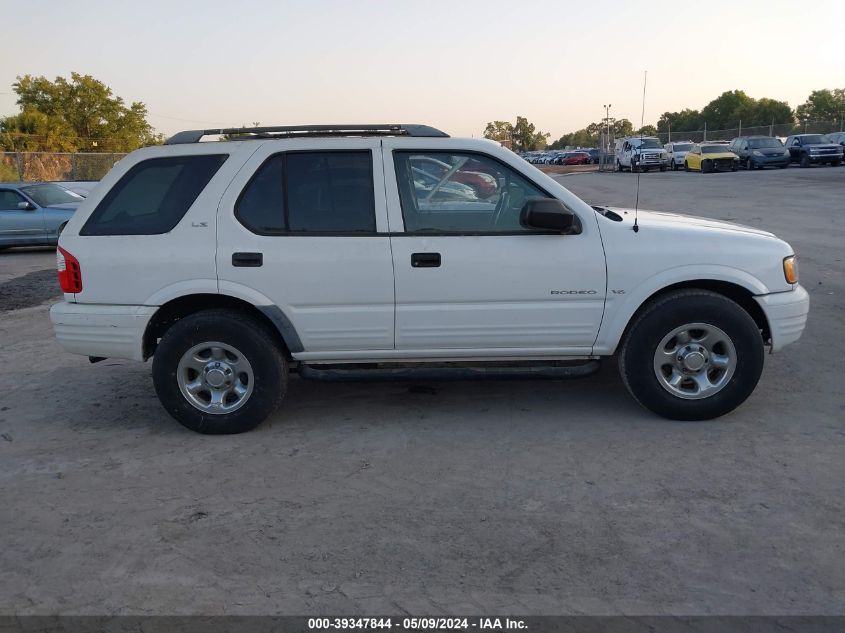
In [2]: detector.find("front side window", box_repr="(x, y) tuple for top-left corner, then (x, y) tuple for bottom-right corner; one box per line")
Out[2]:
(81, 154), (227, 236)
(393, 151), (548, 233)
(236, 151), (376, 234)
(0, 190), (25, 210)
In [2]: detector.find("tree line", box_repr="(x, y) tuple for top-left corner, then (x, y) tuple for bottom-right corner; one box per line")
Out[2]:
(0, 73), (163, 153)
(485, 88), (844, 151)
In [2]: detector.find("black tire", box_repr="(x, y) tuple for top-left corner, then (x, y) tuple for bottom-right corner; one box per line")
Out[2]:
(778, 163), (788, 169)
(616, 160), (623, 172)
(660, 164), (667, 172)
(745, 158), (754, 170)
(731, 163), (738, 172)
(684, 161), (690, 172)
(618, 289), (764, 421)
(152, 309), (288, 434)
(831, 159), (842, 167)
(632, 162), (640, 173)
(701, 160), (711, 173)
(800, 154), (811, 168)
(672, 161), (679, 171)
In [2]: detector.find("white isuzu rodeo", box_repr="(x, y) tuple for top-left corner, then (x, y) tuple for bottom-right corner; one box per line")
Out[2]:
(50, 124), (809, 434)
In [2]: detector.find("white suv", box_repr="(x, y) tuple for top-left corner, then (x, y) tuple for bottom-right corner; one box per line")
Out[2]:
(50, 124), (809, 434)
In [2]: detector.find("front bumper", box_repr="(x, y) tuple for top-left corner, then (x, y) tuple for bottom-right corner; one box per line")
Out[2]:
(751, 155), (790, 167)
(807, 153), (842, 163)
(754, 285), (809, 352)
(50, 302), (157, 361)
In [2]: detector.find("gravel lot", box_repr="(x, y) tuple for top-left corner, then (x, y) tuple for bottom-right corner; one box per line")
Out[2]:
(1, 167), (843, 615)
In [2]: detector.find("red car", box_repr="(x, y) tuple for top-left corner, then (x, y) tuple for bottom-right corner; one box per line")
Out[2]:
(558, 151), (591, 166)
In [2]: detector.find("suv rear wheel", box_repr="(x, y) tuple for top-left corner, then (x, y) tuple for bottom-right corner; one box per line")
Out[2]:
(152, 309), (287, 434)
(618, 289), (764, 420)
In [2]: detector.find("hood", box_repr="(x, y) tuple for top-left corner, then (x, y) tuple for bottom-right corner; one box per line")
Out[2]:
(43, 203), (80, 212)
(604, 207), (775, 237)
(700, 151), (738, 159)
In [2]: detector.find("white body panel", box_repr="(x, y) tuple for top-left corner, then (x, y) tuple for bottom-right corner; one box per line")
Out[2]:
(50, 302), (155, 361)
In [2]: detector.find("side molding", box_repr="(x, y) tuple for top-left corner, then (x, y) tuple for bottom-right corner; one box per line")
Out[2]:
(257, 305), (305, 353)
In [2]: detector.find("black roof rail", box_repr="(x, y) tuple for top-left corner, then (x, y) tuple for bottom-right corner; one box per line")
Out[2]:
(164, 124), (449, 145)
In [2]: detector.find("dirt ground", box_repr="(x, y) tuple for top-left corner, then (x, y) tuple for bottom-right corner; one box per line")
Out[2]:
(0, 166), (843, 615)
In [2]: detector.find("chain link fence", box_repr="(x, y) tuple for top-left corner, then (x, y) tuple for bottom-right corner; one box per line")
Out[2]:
(0, 152), (127, 182)
(656, 120), (842, 144)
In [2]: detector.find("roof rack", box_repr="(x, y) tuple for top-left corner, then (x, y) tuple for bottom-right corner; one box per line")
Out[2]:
(164, 124), (449, 145)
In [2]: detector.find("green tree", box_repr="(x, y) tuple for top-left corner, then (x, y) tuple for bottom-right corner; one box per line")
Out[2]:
(795, 88), (845, 124)
(483, 116), (549, 151)
(0, 72), (162, 152)
(482, 120), (514, 142)
(636, 124), (658, 137)
(657, 108), (702, 134)
(700, 90), (756, 130)
(750, 98), (792, 126)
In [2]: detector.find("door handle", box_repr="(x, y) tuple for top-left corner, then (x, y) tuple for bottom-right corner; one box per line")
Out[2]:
(232, 252), (263, 267)
(411, 252), (441, 268)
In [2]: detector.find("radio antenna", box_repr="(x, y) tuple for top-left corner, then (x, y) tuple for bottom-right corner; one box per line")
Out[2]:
(633, 70), (647, 233)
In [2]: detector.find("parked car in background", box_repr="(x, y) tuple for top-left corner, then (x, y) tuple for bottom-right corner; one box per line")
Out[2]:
(684, 144), (740, 173)
(0, 182), (83, 249)
(615, 137), (667, 172)
(822, 132), (845, 160)
(56, 181), (99, 197)
(785, 134), (843, 167)
(664, 141), (693, 171)
(557, 151), (591, 166)
(586, 148), (601, 164)
(729, 136), (790, 170)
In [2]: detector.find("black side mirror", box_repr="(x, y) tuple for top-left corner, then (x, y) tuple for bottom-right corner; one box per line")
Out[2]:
(520, 198), (578, 234)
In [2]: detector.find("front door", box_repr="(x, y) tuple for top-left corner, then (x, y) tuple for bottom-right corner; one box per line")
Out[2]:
(382, 142), (606, 355)
(216, 139), (395, 353)
(0, 189), (44, 245)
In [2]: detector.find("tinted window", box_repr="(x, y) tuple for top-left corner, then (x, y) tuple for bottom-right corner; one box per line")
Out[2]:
(0, 190), (25, 210)
(286, 152), (375, 232)
(393, 151), (548, 233)
(81, 154), (227, 236)
(236, 155), (285, 234)
(236, 151), (375, 234)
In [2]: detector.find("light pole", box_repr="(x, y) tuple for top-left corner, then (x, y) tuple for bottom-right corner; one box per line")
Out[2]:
(603, 104), (612, 170)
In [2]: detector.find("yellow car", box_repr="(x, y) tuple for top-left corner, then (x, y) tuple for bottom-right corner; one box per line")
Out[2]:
(684, 143), (740, 173)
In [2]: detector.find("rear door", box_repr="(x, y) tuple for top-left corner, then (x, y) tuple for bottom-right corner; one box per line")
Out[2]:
(216, 138), (395, 354)
(382, 139), (606, 355)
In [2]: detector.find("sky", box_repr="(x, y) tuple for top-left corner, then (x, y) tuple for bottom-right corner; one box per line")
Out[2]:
(2, 0), (843, 140)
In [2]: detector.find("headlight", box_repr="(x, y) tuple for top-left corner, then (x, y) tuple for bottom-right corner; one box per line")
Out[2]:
(753, 150), (763, 156)
(783, 256), (798, 284)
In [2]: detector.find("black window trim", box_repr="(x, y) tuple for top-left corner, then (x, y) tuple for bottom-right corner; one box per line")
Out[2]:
(80, 153), (229, 236)
(234, 148), (380, 237)
(391, 148), (568, 237)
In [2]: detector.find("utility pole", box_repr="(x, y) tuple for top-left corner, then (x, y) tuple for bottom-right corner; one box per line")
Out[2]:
(738, 119), (742, 137)
(603, 104), (612, 170)
(668, 122), (671, 143)
(770, 119), (774, 136)
(704, 121), (707, 142)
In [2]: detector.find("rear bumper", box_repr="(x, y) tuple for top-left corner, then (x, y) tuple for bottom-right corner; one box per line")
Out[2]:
(50, 302), (156, 361)
(755, 285), (809, 352)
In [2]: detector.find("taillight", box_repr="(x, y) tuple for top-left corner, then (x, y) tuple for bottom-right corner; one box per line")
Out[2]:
(57, 246), (82, 293)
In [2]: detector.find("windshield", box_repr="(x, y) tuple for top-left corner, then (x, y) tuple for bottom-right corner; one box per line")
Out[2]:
(701, 145), (729, 154)
(799, 135), (825, 145)
(748, 138), (783, 149)
(637, 139), (662, 149)
(672, 144), (692, 152)
(20, 184), (83, 207)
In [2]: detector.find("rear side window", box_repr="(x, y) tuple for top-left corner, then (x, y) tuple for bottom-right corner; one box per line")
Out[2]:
(81, 154), (227, 236)
(236, 151), (375, 235)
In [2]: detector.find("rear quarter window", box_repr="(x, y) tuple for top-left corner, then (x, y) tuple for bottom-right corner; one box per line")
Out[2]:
(81, 154), (227, 236)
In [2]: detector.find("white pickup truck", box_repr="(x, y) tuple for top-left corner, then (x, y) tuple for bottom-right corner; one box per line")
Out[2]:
(50, 124), (809, 434)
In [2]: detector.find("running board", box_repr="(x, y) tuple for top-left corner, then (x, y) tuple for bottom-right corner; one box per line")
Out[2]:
(297, 360), (600, 383)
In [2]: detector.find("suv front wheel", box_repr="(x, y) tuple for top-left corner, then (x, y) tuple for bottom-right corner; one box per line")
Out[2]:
(618, 289), (764, 420)
(152, 309), (287, 434)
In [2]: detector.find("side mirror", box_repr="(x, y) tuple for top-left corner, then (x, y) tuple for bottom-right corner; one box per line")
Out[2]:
(17, 201), (35, 211)
(520, 198), (578, 234)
